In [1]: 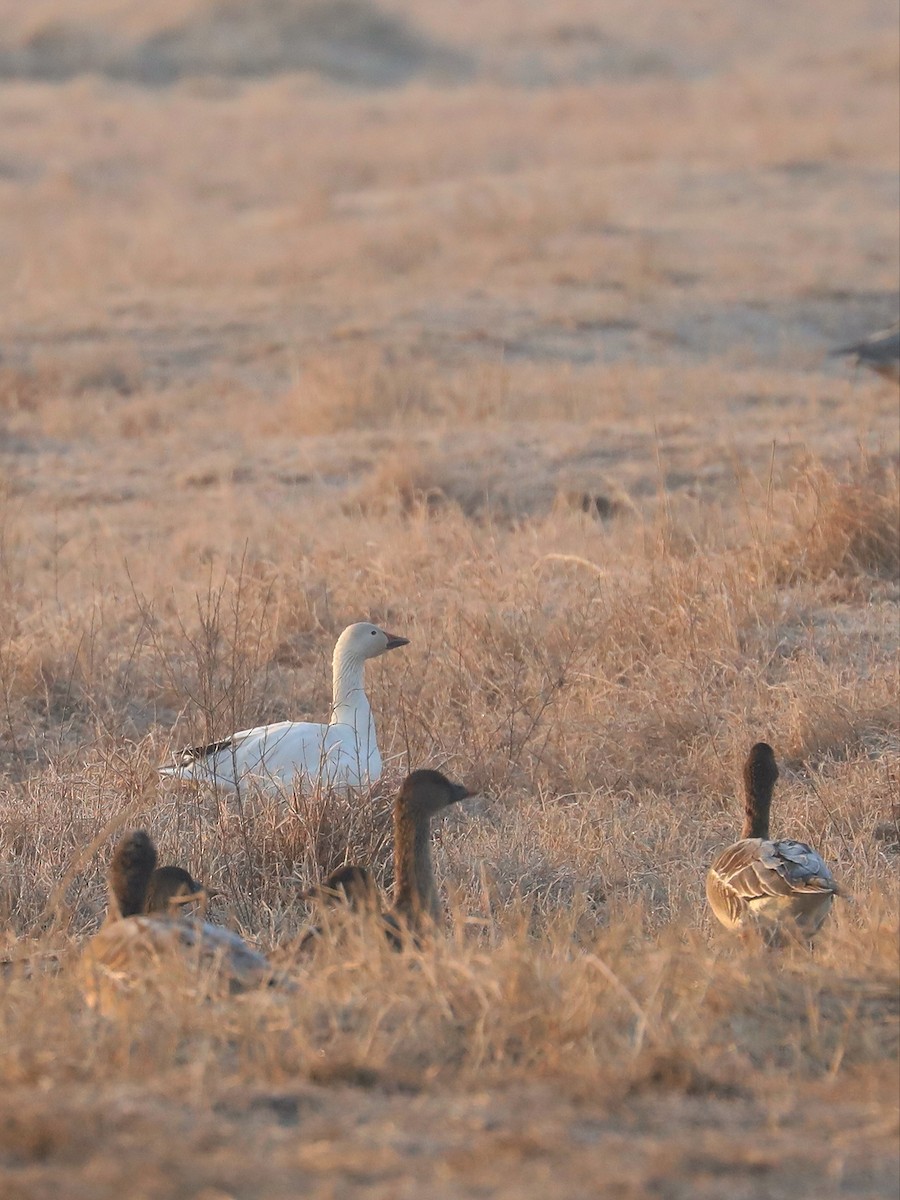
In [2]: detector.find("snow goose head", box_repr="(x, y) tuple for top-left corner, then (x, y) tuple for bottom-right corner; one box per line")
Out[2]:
(335, 622), (409, 664)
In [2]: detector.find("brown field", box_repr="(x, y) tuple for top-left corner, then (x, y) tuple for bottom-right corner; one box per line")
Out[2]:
(0, 1), (898, 1197)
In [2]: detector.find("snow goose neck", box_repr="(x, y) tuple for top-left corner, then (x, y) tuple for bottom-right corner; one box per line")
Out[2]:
(705, 743), (843, 942)
(159, 622), (409, 797)
(81, 830), (272, 1011)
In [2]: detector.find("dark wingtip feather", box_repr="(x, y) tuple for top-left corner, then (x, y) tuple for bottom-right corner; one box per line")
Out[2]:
(168, 737), (235, 767)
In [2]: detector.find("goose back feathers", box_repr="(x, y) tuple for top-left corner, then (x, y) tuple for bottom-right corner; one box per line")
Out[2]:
(301, 865), (379, 910)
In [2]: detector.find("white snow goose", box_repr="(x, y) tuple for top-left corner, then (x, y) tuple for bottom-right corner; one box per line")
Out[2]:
(159, 622), (409, 797)
(706, 742), (844, 942)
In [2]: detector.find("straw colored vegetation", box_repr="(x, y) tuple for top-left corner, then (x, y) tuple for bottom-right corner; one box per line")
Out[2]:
(0, 0), (898, 1197)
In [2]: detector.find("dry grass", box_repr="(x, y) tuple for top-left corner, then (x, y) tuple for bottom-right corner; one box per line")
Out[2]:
(777, 457), (900, 585)
(0, 0), (898, 1196)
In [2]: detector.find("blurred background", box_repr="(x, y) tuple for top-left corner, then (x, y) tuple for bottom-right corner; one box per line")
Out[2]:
(0, 9), (898, 1197)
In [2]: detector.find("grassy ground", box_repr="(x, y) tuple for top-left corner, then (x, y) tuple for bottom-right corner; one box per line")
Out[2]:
(0, 1), (898, 1196)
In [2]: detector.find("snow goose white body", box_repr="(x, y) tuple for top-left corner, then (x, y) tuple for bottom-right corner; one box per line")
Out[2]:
(159, 622), (409, 797)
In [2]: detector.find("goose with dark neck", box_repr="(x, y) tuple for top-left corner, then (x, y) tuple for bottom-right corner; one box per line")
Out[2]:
(82, 830), (272, 1009)
(300, 770), (473, 950)
(390, 769), (472, 931)
(706, 743), (843, 940)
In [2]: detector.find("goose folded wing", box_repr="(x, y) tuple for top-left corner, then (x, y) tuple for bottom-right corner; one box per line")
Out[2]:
(714, 839), (839, 900)
(177, 919), (273, 986)
(82, 915), (180, 978)
(163, 724), (286, 769)
(166, 736), (238, 767)
(760, 839), (842, 894)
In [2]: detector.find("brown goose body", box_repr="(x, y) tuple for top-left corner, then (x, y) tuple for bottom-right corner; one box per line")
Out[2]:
(300, 864), (379, 911)
(706, 744), (841, 940)
(298, 864), (387, 951)
(84, 914), (272, 992)
(706, 836), (840, 936)
(82, 831), (271, 1010)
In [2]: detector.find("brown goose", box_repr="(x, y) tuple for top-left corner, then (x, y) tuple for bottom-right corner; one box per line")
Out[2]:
(833, 322), (900, 384)
(298, 864), (385, 951)
(706, 743), (842, 941)
(300, 770), (473, 951)
(390, 769), (472, 933)
(300, 864), (379, 910)
(81, 831), (272, 1009)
